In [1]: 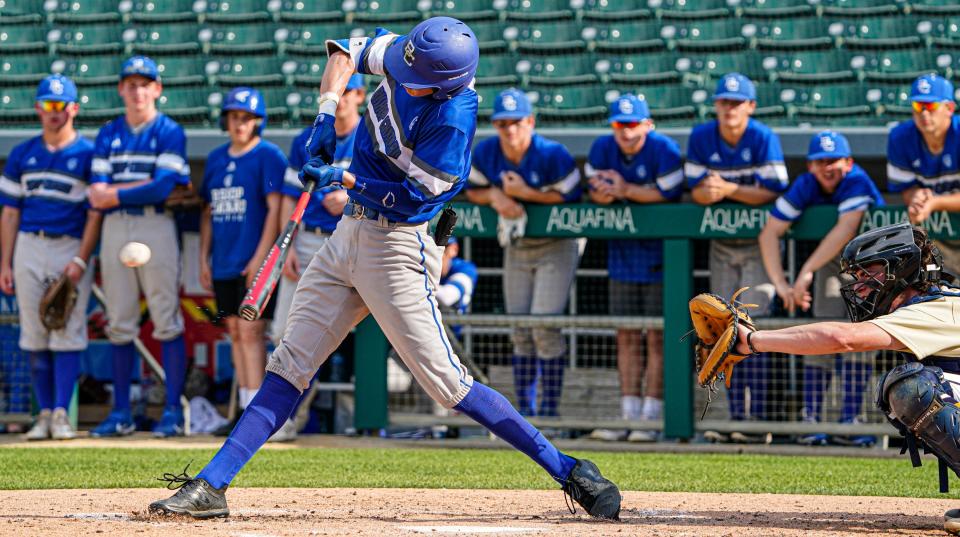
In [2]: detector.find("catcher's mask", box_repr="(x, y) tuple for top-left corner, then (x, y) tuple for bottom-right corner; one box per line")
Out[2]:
(839, 223), (943, 322)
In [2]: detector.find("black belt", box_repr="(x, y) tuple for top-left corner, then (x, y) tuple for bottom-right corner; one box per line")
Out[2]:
(343, 202), (420, 227)
(26, 230), (68, 239)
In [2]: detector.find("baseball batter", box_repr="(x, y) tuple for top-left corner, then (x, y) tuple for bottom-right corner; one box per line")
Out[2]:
(86, 56), (190, 438)
(150, 17), (620, 520)
(758, 130), (884, 446)
(200, 87), (284, 433)
(686, 72), (788, 439)
(725, 223), (960, 535)
(465, 88), (582, 418)
(586, 93), (682, 442)
(888, 73), (960, 275)
(0, 74), (100, 440)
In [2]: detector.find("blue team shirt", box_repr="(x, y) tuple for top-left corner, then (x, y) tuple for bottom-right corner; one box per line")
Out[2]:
(282, 125), (358, 233)
(468, 133), (582, 202)
(201, 140), (286, 280)
(770, 164), (885, 222)
(586, 132), (682, 283)
(440, 257), (478, 314)
(91, 113), (190, 210)
(327, 29), (478, 223)
(887, 115), (960, 194)
(0, 135), (93, 238)
(684, 118), (789, 192)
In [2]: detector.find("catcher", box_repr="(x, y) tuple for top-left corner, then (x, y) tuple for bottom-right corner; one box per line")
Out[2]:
(690, 222), (960, 535)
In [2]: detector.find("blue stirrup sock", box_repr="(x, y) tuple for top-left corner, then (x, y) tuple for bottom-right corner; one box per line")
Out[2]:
(29, 351), (54, 411)
(803, 364), (831, 422)
(454, 382), (576, 484)
(511, 355), (538, 417)
(53, 351), (81, 410)
(161, 335), (187, 409)
(841, 360), (872, 423)
(198, 372), (300, 489)
(538, 357), (564, 418)
(111, 343), (136, 412)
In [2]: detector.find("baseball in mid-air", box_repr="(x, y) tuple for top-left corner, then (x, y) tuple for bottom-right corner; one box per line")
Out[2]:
(119, 241), (151, 268)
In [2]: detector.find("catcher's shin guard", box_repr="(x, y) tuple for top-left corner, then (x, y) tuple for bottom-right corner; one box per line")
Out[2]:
(879, 362), (960, 478)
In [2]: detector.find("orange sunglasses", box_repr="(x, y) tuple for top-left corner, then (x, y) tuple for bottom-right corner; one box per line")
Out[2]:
(912, 101), (942, 113)
(611, 120), (641, 129)
(38, 100), (68, 112)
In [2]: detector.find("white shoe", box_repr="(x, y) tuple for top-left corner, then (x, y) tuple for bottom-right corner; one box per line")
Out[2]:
(627, 430), (658, 443)
(588, 428), (628, 442)
(50, 408), (77, 440)
(25, 410), (51, 441)
(268, 419), (298, 442)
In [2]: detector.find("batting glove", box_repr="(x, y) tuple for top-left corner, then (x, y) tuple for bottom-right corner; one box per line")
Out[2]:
(300, 157), (344, 189)
(304, 113), (337, 165)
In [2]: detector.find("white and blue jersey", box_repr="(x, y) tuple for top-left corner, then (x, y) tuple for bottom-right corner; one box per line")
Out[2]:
(201, 141), (286, 280)
(90, 113), (190, 210)
(467, 133), (582, 202)
(586, 132), (682, 284)
(684, 119), (789, 192)
(0, 135), (93, 238)
(326, 29), (477, 223)
(283, 125), (358, 233)
(440, 257), (478, 314)
(770, 164), (884, 222)
(887, 116), (960, 194)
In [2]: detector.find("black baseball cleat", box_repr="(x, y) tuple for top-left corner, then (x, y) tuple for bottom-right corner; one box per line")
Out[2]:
(562, 458), (622, 520)
(149, 465), (229, 519)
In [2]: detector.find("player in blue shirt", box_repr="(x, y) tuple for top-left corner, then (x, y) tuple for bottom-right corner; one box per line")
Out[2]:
(585, 94), (682, 443)
(0, 74), (101, 440)
(86, 56), (191, 438)
(759, 131), (884, 446)
(199, 87), (284, 435)
(687, 73), (788, 442)
(466, 88), (582, 419)
(887, 73), (960, 276)
(151, 17), (620, 520)
(437, 237), (478, 316)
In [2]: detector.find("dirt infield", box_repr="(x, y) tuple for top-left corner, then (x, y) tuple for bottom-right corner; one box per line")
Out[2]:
(2, 487), (954, 537)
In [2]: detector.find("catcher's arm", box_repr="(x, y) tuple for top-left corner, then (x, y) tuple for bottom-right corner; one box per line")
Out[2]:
(737, 321), (906, 356)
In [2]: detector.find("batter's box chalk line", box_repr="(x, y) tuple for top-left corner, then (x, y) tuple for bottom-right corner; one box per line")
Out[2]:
(64, 512), (133, 521)
(401, 526), (546, 534)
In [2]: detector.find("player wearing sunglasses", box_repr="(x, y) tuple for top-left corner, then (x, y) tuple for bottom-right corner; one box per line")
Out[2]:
(887, 73), (960, 276)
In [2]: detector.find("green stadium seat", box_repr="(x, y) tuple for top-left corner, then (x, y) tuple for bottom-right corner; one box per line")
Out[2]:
(206, 55), (285, 85)
(789, 83), (877, 124)
(739, 0), (815, 18)
(347, 0), (424, 24)
(856, 49), (941, 82)
(653, 0), (732, 20)
(200, 19), (277, 54)
(281, 22), (354, 56)
(911, 0), (960, 16)
(676, 50), (765, 82)
(621, 83), (700, 121)
(286, 56), (328, 87)
(744, 17), (832, 50)
(529, 85), (607, 127)
(157, 85), (212, 125)
(587, 20), (664, 53)
(663, 19), (747, 51)
(54, 54), (119, 85)
(421, 0), (498, 21)
(869, 81), (915, 118)
(154, 55), (206, 85)
(579, 0), (652, 21)
(752, 83), (789, 124)
(48, 23), (124, 54)
(0, 0), (46, 16)
(0, 85), (38, 125)
(927, 18), (960, 46)
(499, 0), (575, 22)
(272, 0), (342, 22)
(518, 53), (598, 86)
(0, 15), (47, 53)
(595, 52), (680, 84)
(820, 0), (901, 17)
(475, 52), (520, 86)
(121, 0), (198, 19)
(764, 49), (855, 83)
(76, 85), (124, 126)
(126, 22), (201, 54)
(474, 85), (507, 122)
(511, 21), (587, 54)
(825, 15), (923, 49)
(195, 0), (271, 15)
(0, 51), (50, 84)
(469, 20), (508, 52)
(46, 0), (122, 23)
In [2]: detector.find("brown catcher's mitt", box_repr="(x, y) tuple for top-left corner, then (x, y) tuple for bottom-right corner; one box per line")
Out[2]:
(164, 184), (204, 212)
(39, 274), (78, 331)
(687, 287), (757, 389)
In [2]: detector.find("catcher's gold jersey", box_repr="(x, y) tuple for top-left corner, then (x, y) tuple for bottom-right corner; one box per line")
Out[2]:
(868, 288), (960, 360)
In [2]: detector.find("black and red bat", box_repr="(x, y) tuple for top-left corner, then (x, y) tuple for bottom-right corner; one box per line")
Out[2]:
(239, 179), (317, 321)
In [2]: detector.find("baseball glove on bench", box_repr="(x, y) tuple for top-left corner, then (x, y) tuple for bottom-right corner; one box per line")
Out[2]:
(687, 287), (757, 389)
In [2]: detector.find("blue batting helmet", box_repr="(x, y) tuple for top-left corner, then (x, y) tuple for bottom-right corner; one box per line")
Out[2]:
(220, 86), (267, 134)
(383, 16), (479, 101)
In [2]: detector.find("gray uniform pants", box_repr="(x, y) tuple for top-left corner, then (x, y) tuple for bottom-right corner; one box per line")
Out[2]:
(13, 232), (93, 351)
(503, 238), (580, 360)
(270, 227), (331, 345)
(267, 215), (474, 408)
(708, 240), (775, 316)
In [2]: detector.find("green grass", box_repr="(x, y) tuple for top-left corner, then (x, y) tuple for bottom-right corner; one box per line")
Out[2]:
(0, 447), (954, 498)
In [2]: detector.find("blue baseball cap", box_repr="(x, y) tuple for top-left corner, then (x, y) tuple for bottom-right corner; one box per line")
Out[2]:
(608, 94), (650, 123)
(910, 73), (954, 103)
(36, 74), (77, 103)
(713, 72), (756, 102)
(807, 130), (851, 161)
(491, 88), (532, 121)
(120, 55), (159, 81)
(346, 73), (365, 91)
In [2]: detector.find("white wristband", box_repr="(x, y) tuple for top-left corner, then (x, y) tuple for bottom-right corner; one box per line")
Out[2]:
(317, 91), (340, 116)
(71, 256), (87, 271)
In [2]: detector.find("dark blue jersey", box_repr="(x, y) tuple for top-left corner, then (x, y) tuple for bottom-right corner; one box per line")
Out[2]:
(467, 133), (581, 202)
(770, 164), (884, 222)
(887, 116), (960, 194)
(439, 257), (478, 314)
(282, 124), (358, 233)
(684, 118), (788, 192)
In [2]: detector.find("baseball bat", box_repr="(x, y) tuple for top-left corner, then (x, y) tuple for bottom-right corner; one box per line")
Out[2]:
(239, 178), (317, 321)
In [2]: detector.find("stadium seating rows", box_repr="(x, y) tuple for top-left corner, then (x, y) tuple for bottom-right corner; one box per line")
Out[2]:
(2, 0), (960, 127)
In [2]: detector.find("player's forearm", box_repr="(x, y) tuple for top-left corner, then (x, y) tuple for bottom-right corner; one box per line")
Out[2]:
(116, 175), (176, 206)
(930, 192), (960, 212)
(319, 52), (356, 101)
(799, 212), (862, 275)
(199, 205), (213, 262)
(758, 225), (788, 288)
(278, 195), (296, 227)
(464, 187), (495, 206)
(750, 321), (900, 355)
(726, 184), (778, 205)
(0, 207), (20, 269)
(516, 189), (564, 204)
(623, 184), (667, 204)
(690, 185), (716, 205)
(75, 210), (102, 263)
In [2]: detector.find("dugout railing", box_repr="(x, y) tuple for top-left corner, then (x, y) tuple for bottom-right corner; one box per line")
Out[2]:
(351, 203), (960, 441)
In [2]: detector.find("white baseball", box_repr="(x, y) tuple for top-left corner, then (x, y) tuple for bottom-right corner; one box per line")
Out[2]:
(119, 241), (151, 268)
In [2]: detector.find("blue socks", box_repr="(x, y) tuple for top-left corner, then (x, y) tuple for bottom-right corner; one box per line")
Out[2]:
(511, 355), (537, 417)
(454, 382), (576, 484)
(111, 342), (136, 411)
(841, 360), (871, 423)
(198, 372), (300, 489)
(53, 351), (81, 410)
(29, 351), (54, 411)
(162, 335), (187, 408)
(538, 358), (564, 418)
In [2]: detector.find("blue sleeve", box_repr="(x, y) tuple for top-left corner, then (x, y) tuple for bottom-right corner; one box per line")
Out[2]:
(886, 126), (918, 193)
(684, 131), (709, 188)
(542, 145), (581, 202)
(466, 140), (494, 190)
(90, 127), (113, 184)
(769, 174), (811, 222)
(584, 137), (605, 183)
(754, 129), (789, 192)
(282, 131), (310, 198)
(0, 144), (24, 208)
(326, 28), (396, 76)
(263, 145), (287, 195)
(117, 174), (177, 206)
(654, 137), (684, 201)
(836, 170), (882, 214)
(154, 122), (190, 187)
(404, 124), (471, 199)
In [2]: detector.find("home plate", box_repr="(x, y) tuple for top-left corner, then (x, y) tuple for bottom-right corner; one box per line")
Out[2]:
(401, 526), (544, 534)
